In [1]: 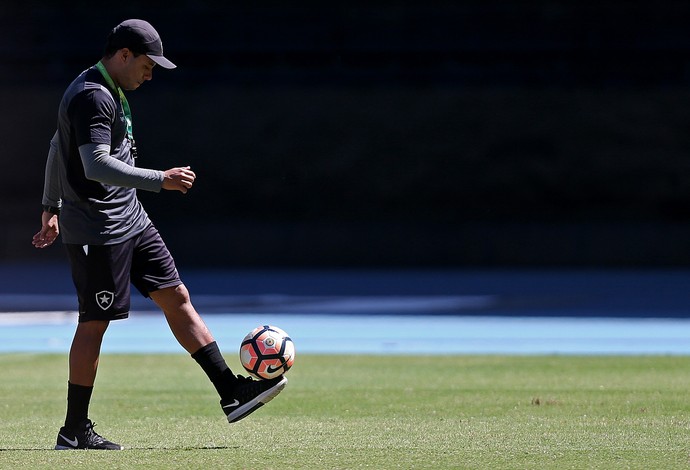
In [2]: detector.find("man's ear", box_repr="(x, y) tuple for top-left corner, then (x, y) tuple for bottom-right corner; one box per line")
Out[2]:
(119, 48), (131, 62)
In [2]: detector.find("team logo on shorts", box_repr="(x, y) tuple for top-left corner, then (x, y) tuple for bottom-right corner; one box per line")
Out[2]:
(96, 291), (115, 310)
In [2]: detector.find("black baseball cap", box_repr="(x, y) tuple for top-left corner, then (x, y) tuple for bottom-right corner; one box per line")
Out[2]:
(105, 19), (176, 69)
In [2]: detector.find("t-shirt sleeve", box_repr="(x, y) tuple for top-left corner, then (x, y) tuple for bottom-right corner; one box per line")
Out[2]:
(69, 88), (115, 147)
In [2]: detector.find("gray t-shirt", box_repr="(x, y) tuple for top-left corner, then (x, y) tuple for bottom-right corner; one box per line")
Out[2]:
(43, 66), (164, 245)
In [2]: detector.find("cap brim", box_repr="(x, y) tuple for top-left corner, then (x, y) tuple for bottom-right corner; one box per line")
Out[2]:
(147, 54), (176, 69)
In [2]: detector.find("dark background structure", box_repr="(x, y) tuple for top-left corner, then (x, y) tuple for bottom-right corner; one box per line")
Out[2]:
(4, 1), (690, 268)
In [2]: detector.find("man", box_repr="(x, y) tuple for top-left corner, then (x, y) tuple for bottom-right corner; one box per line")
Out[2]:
(32, 19), (286, 451)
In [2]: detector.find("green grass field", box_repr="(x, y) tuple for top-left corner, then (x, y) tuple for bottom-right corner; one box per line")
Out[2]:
(0, 353), (688, 469)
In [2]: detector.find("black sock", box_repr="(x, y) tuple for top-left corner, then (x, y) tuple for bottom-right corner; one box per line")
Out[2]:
(191, 341), (237, 399)
(65, 382), (93, 429)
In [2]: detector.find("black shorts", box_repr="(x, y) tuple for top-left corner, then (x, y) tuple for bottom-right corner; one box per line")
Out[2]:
(65, 224), (181, 322)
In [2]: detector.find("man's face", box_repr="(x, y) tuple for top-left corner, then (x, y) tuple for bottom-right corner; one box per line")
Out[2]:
(119, 51), (156, 91)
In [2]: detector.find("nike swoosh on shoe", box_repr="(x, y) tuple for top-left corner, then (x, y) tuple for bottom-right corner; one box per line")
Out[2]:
(59, 434), (79, 448)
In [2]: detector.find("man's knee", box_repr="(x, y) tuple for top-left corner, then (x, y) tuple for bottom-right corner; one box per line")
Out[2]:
(151, 284), (191, 309)
(72, 320), (109, 350)
(76, 320), (110, 336)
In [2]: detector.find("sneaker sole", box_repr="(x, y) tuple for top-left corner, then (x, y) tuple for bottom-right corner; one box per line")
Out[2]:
(226, 376), (288, 423)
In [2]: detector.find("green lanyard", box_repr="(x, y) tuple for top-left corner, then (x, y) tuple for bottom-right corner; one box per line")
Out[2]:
(95, 61), (135, 149)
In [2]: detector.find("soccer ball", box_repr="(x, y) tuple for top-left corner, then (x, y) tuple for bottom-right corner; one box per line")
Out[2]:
(240, 325), (295, 380)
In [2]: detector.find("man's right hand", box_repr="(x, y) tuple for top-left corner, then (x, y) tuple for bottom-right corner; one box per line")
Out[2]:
(32, 212), (59, 248)
(162, 166), (196, 194)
